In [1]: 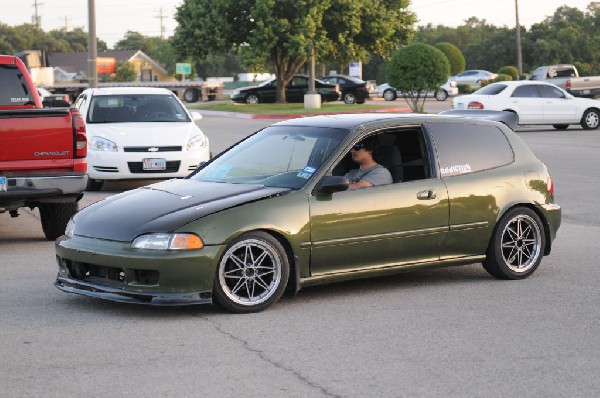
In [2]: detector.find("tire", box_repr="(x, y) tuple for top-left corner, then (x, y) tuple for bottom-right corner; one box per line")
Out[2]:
(383, 89), (397, 101)
(580, 108), (600, 130)
(483, 207), (546, 280)
(183, 88), (200, 103)
(86, 178), (104, 191)
(343, 92), (357, 104)
(245, 94), (260, 104)
(39, 203), (78, 240)
(213, 231), (290, 313)
(434, 90), (448, 101)
(552, 124), (569, 130)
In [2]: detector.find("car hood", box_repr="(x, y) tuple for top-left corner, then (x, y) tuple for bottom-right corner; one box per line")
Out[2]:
(87, 122), (202, 146)
(73, 179), (291, 241)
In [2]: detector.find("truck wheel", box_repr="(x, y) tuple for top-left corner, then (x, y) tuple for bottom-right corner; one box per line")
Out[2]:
(580, 109), (600, 130)
(39, 203), (78, 240)
(86, 178), (104, 191)
(183, 88), (200, 103)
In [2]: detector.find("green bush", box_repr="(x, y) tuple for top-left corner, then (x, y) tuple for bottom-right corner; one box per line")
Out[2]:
(495, 74), (513, 82)
(434, 42), (466, 75)
(498, 66), (519, 81)
(457, 84), (474, 94)
(573, 62), (592, 77)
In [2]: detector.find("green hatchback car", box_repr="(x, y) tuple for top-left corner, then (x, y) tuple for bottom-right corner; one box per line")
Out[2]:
(55, 113), (561, 313)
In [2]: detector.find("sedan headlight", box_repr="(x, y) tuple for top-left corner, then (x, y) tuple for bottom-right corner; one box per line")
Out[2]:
(186, 134), (208, 150)
(131, 233), (204, 250)
(65, 219), (75, 238)
(231, 90), (240, 97)
(89, 136), (118, 152)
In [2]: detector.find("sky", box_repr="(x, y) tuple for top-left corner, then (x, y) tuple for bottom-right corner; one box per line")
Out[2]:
(1, 0), (596, 48)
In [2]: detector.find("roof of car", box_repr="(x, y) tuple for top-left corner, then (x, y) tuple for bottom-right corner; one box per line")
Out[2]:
(85, 87), (175, 96)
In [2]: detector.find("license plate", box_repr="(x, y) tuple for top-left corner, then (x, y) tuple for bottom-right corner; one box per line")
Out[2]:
(143, 158), (166, 171)
(0, 176), (6, 192)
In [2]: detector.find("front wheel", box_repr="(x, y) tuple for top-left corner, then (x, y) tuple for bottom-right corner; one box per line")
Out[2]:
(483, 207), (545, 280)
(434, 90), (448, 101)
(343, 92), (357, 104)
(383, 89), (397, 101)
(245, 94), (260, 104)
(39, 203), (78, 240)
(552, 124), (569, 130)
(580, 109), (600, 130)
(213, 231), (290, 313)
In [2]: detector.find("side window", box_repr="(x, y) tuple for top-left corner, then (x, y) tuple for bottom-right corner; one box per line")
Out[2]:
(538, 85), (565, 99)
(426, 123), (514, 177)
(291, 76), (307, 87)
(511, 85), (540, 98)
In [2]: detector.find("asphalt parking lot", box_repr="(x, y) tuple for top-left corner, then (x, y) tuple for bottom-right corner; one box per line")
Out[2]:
(1, 103), (599, 397)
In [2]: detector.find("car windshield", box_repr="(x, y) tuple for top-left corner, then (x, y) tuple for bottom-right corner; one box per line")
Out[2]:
(258, 79), (275, 87)
(192, 125), (348, 189)
(345, 76), (365, 84)
(87, 94), (190, 123)
(474, 84), (508, 95)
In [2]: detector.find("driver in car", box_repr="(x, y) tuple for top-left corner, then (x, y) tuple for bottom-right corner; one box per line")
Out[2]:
(344, 136), (392, 189)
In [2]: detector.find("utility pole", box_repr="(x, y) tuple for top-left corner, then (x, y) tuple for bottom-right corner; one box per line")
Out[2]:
(155, 8), (166, 40)
(63, 15), (69, 31)
(515, 0), (523, 77)
(87, 0), (98, 88)
(32, 0), (42, 29)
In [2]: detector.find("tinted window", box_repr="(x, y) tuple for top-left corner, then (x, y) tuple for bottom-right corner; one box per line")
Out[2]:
(474, 84), (507, 95)
(0, 65), (34, 106)
(426, 123), (514, 177)
(291, 76), (308, 86)
(511, 85), (539, 98)
(538, 85), (566, 98)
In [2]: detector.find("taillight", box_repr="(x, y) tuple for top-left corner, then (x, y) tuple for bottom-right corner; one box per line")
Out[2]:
(72, 110), (87, 158)
(547, 175), (554, 195)
(566, 80), (571, 90)
(450, 81), (457, 87)
(468, 101), (484, 109)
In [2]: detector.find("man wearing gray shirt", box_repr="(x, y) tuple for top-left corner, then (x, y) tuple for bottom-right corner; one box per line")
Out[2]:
(344, 136), (392, 189)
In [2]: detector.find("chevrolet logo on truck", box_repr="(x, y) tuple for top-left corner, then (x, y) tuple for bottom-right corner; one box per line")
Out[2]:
(34, 151), (70, 156)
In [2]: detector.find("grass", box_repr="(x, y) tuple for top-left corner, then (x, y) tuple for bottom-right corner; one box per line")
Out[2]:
(186, 100), (407, 115)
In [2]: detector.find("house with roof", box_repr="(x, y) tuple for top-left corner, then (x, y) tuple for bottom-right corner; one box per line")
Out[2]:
(49, 50), (175, 83)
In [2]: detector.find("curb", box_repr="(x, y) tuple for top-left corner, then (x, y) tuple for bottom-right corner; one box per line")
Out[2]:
(191, 106), (413, 120)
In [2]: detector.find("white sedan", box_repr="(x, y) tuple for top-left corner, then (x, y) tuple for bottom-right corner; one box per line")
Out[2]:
(371, 78), (459, 101)
(452, 81), (600, 130)
(74, 87), (210, 191)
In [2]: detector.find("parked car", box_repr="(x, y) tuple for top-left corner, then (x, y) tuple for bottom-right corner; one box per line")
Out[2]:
(452, 70), (498, 88)
(319, 75), (370, 104)
(55, 113), (560, 313)
(73, 87), (210, 191)
(371, 78), (459, 101)
(37, 87), (71, 107)
(230, 75), (340, 104)
(452, 80), (600, 130)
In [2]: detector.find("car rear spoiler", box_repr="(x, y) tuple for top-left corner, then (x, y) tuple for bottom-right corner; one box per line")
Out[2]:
(439, 110), (518, 131)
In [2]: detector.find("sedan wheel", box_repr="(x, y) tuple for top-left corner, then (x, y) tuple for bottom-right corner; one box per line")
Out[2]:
(383, 89), (397, 101)
(434, 90), (448, 101)
(214, 231), (289, 313)
(343, 92), (357, 104)
(483, 207), (545, 280)
(245, 94), (260, 104)
(580, 109), (600, 130)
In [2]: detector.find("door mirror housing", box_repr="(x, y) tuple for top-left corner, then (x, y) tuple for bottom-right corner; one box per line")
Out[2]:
(315, 176), (349, 195)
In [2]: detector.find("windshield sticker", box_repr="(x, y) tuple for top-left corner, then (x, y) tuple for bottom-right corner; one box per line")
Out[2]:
(11, 97), (30, 102)
(440, 163), (472, 175)
(203, 164), (232, 179)
(297, 166), (317, 179)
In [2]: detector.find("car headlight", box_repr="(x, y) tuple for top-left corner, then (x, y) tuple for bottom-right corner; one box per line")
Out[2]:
(231, 90), (240, 97)
(186, 134), (208, 150)
(89, 136), (118, 152)
(65, 219), (75, 238)
(131, 233), (204, 250)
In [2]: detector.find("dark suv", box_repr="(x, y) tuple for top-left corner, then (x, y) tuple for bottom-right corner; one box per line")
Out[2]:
(320, 75), (370, 104)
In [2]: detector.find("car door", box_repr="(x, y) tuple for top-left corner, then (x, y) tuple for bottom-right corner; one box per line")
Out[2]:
(538, 84), (578, 124)
(509, 84), (544, 123)
(308, 130), (449, 276)
(258, 81), (277, 103)
(286, 76), (309, 102)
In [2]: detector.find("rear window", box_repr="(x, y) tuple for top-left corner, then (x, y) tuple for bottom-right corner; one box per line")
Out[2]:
(426, 123), (514, 177)
(474, 84), (507, 95)
(0, 65), (34, 106)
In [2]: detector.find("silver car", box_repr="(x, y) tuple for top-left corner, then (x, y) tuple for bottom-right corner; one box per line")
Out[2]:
(371, 78), (459, 101)
(452, 70), (498, 88)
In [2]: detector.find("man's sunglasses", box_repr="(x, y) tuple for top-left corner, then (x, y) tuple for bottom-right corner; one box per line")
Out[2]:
(352, 143), (365, 151)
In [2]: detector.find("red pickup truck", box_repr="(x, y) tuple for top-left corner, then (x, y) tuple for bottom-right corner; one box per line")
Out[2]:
(0, 55), (87, 239)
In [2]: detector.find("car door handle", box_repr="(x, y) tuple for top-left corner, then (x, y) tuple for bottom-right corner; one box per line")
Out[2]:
(417, 190), (437, 200)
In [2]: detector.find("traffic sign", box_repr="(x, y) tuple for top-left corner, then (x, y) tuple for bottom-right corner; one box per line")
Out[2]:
(176, 63), (192, 75)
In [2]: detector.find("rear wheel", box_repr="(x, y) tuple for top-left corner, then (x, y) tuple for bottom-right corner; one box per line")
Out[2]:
(183, 88), (200, 103)
(245, 94), (260, 104)
(580, 109), (600, 130)
(343, 92), (357, 104)
(552, 124), (569, 130)
(39, 203), (78, 240)
(434, 90), (448, 101)
(86, 178), (104, 191)
(383, 89), (397, 101)
(483, 207), (545, 280)
(213, 231), (289, 313)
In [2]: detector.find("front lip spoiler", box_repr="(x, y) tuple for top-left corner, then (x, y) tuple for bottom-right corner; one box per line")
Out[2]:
(54, 277), (212, 306)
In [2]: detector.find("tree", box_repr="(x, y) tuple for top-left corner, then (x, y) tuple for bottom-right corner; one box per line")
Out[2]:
(104, 61), (137, 82)
(387, 43), (449, 112)
(434, 42), (465, 75)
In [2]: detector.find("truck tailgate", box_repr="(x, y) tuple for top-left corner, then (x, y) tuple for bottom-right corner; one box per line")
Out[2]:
(0, 108), (74, 165)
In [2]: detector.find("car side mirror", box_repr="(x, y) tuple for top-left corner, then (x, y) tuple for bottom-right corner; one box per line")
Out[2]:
(316, 176), (349, 195)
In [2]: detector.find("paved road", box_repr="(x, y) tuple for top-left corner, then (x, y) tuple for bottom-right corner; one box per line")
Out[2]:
(1, 110), (599, 397)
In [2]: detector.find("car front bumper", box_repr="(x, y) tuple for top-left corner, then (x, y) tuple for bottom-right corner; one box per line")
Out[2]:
(55, 234), (224, 306)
